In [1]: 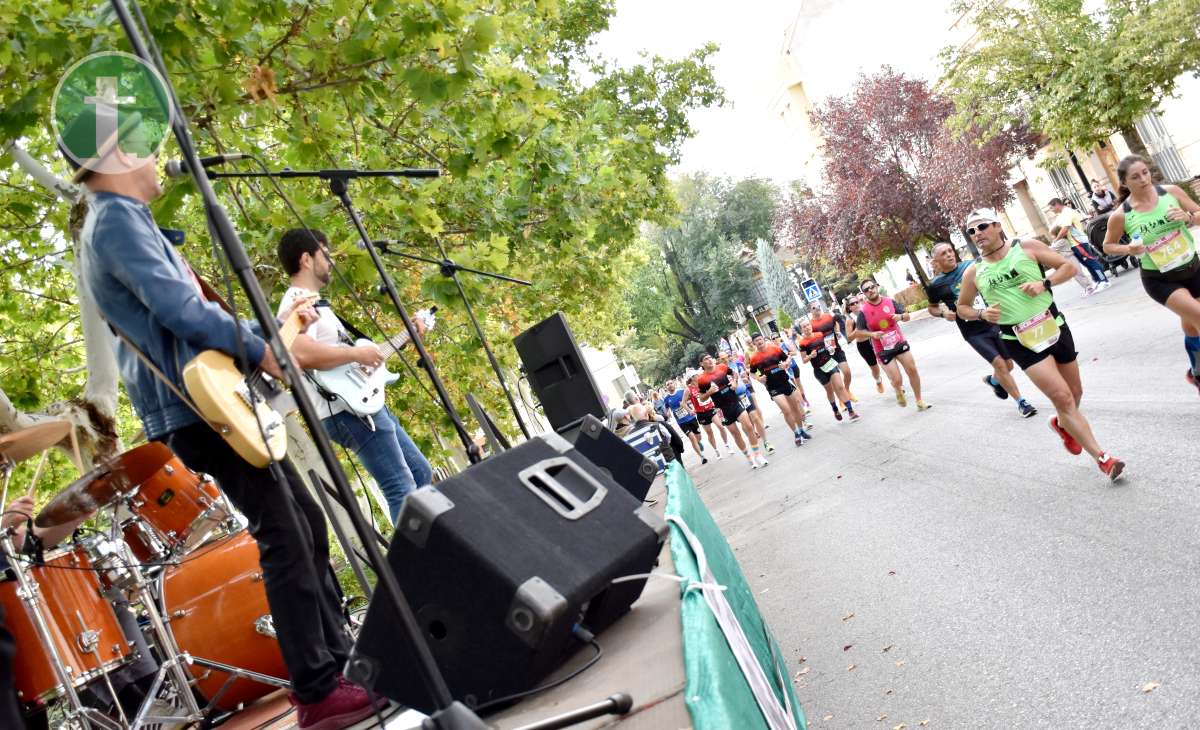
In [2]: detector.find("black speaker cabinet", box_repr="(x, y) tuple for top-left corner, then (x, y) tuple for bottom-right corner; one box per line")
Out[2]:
(559, 414), (656, 502)
(347, 433), (667, 713)
(514, 312), (607, 431)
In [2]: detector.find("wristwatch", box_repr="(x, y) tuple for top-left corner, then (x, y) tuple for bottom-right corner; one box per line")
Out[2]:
(1042, 277), (1053, 292)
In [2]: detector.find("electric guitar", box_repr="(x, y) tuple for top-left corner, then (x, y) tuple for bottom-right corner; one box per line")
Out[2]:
(182, 298), (315, 467)
(309, 308), (437, 417)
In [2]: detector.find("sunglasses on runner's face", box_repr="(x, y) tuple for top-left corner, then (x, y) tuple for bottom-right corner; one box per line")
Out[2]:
(966, 222), (994, 236)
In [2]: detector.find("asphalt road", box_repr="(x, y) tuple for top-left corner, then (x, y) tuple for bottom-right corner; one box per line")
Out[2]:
(678, 269), (1199, 730)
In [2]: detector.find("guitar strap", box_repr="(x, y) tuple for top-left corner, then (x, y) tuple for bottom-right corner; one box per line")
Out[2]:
(332, 310), (371, 343)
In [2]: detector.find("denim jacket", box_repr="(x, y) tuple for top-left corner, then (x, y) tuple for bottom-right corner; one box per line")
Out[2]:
(79, 191), (267, 440)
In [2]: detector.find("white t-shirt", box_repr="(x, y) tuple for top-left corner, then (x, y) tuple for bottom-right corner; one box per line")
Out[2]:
(278, 285), (350, 418)
(1054, 208), (1086, 243)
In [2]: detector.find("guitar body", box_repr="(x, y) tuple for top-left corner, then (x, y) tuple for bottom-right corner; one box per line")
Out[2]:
(182, 350), (288, 468)
(309, 338), (401, 417)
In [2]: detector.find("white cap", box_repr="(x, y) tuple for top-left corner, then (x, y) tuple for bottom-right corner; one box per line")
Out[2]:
(964, 208), (1002, 227)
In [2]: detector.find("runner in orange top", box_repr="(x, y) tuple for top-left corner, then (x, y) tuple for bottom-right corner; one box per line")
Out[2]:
(797, 318), (860, 422)
(696, 354), (768, 469)
(748, 333), (812, 445)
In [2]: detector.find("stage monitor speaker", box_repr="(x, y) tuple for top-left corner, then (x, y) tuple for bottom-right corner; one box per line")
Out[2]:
(514, 312), (606, 431)
(558, 414), (656, 502)
(346, 433), (667, 714)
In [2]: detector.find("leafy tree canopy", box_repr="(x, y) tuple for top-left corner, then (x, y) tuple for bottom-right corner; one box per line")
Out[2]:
(939, 0), (1200, 153)
(0, 0), (724, 485)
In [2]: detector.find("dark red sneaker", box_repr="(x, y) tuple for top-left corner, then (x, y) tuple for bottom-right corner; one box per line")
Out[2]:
(292, 676), (384, 730)
(1097, 453), (1125, 482)
(1187, 369), (1200, 396)
(1048, 416), (1083, 456)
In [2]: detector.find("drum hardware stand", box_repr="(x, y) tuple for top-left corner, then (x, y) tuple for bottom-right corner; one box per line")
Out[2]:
(512, 692), (634, 730)
(0, 528), (119, 729)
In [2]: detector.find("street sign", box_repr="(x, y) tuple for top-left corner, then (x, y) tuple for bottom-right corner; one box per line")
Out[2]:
(801, 278), (822, 303)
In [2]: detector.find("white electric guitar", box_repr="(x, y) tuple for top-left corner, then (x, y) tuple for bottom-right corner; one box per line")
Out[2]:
(309, 308), (437, 416)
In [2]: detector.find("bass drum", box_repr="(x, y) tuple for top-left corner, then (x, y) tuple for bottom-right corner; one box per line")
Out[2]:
(160, 531), (288, 710)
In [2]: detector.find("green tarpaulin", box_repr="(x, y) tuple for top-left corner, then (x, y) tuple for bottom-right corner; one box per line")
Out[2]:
(665, 461), (807, 730)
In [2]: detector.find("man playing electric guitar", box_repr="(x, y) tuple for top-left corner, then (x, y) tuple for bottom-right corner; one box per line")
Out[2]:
(64, 106), (382, 728)
(276, 228), (433, 523)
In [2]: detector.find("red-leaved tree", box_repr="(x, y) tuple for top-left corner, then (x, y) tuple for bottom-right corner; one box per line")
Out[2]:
(775, 67), (1038, 278)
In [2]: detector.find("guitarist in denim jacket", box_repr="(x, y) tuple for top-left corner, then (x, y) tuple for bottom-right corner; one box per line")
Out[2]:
(64, 107), (382, 728)
(276, 229), (433, 523)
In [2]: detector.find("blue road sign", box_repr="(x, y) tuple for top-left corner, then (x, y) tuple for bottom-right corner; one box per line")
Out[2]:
(801, 278), (822, 303)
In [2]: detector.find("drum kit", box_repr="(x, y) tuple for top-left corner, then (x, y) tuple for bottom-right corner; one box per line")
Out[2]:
(1, 425), (290, 728)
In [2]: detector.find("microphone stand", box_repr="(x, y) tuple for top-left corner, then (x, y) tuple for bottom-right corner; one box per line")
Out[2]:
(109, 2), (487, 727)
(375, 239), (533, 440)
(206, 167), (481, 464)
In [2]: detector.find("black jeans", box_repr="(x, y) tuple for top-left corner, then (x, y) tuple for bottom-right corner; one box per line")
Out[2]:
(0, 606), (21, 727)
(166, 423), (349, 704)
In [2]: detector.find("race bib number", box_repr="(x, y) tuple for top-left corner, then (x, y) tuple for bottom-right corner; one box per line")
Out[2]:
(881, 330), (902, 350)
(823, 334), (837, 353)
(819, 358), (838, 374)
(672, 404), (689, 420)
(738, 394), (752, 409)
(1014, 310), (1061, 353)
(1146, 229), (1195, 272)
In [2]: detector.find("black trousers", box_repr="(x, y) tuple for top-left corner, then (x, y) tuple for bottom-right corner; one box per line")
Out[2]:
(0, 606), (22, 727)
(166, 423), (349, 704)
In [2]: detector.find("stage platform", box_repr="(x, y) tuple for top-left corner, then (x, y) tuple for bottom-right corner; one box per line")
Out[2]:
(219, 480), (687, 730)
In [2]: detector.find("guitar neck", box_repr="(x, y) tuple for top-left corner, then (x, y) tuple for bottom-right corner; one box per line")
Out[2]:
(378, 330), (412, 360)
(278, 296), (318, 348)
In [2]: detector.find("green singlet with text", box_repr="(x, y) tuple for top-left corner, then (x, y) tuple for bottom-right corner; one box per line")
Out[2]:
(1124, 190), (1197, 273)
(974, 242), (1057, 337)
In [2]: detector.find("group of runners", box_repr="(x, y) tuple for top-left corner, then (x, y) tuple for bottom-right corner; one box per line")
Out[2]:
(652, 154), (1198, 483)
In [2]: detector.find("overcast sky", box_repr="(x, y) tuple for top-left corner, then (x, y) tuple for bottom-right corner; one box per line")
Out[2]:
(592, 0), (966, 183)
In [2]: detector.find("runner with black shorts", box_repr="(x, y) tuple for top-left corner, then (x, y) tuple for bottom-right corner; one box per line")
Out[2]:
(853, 281), (930, 411)
(1102, 154), (1200, 396)
(664, 379), (706, 464)
(796, 317), (860, 422)
(775, 331), (810, 411)
(748, 333), (812, 445)
(811, 307), (856, 401)
(686, 373), (729, 460)
(957, 208), (1124, 481)
(844, 296), (885, 394)
(927, 242), (1038, 418)
(725, 354), (774, 454)
(697, 354), (768, 469)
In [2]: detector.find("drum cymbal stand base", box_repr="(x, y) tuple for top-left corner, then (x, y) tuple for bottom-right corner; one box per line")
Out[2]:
(187, 656), (290, 724)
(126, 562), (204, 727)
(1, 530), (118, 729)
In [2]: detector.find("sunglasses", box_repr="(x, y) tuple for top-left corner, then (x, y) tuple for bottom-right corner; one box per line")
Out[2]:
(860, 284), (877, 293)
(966, 221), (995, 236)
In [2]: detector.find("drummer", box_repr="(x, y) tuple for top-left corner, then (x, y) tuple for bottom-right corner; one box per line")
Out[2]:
(1, 495), (158, 727)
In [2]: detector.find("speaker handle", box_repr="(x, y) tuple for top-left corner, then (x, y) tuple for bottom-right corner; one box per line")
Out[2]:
(517, 457), (607, 521)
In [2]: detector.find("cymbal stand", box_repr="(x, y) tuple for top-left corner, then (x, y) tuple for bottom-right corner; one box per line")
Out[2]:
(0, 528), (118, 729)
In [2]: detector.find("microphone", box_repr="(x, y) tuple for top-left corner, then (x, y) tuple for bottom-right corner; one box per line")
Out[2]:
(164, 153), (250, 178)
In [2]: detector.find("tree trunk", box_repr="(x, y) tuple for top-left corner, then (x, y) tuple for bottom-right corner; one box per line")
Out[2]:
(903, 241), (930, 291)
(1119, 123), (1152, 163)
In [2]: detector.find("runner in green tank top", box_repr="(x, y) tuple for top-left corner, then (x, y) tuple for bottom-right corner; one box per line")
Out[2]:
(1102, 154), (1200, 396)
(956, 208), (1125, 483)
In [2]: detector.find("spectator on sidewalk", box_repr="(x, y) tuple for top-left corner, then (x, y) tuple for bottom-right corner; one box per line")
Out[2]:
(1050, 197), (1111, 295)
(1091, 179), (1117, 215)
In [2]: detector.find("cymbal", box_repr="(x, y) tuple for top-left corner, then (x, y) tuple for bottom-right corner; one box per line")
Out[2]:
(0, 421), (72, 463)
(35, 442), (171, 528)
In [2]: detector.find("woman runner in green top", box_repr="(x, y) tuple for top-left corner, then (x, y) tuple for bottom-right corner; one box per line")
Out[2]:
(1101, 154), (1200, 396)
(955, 208), (1125, 483)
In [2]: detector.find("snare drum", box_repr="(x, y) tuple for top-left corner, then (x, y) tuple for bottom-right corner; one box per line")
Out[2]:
(161, 530), (288, 710)
(0, 544), (134, 706)
(115, 442), (230, 561)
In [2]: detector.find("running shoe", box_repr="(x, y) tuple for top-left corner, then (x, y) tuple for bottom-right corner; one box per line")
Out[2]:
(701, 456), (709, 464)
(916, 400), (932, 411)
(799, 428), (812, 440)
(1048, 416), (1083, 455)
(794, 434), (805, 446)
(715, 450), (724, 461)
(895, 390), (907, 407)
(983, 374), (1008, 400)
(1097, 453), (1125, 482)
(764, 441), (776, 454)
(833, 409), (844, 421)
(1017, 399), (1037, 418)
(848, 410), (861, 422)
(755, 454), (770, 468)
(875, 380), (884, 394)
(1097, 280), (1112, 291)
(1187, 369), (1200, 396)
(1081, 285), (1095, 297)
(848, 390), (859, 402)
